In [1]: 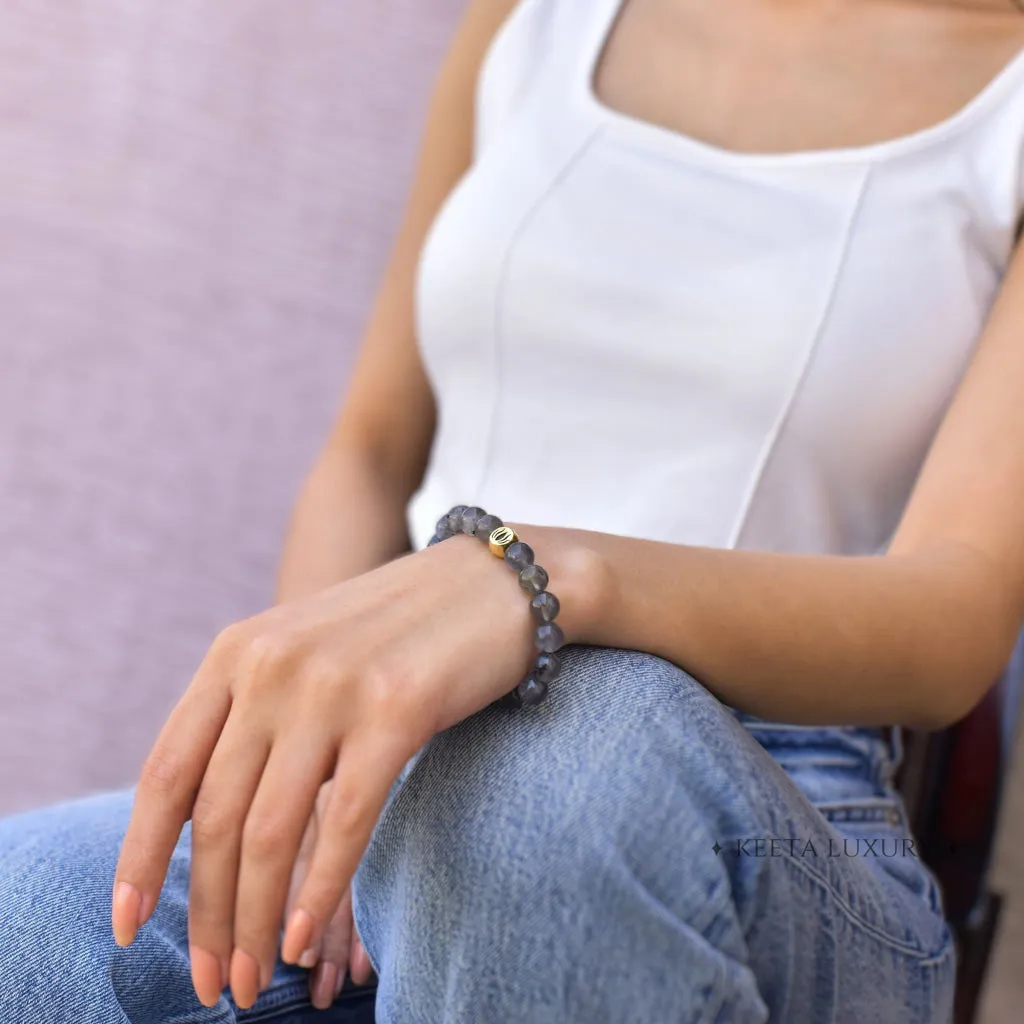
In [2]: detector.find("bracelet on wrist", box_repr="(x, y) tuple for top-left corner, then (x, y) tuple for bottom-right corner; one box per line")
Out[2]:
(427, 505), (564, 707)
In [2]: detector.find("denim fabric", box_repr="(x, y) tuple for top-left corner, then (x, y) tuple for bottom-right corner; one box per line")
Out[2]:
(0, 789), (378, 1024)
(0, 645), (954, 1023)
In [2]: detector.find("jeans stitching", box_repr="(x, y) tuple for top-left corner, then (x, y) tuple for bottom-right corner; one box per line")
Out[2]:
(737, 831), (954, 962)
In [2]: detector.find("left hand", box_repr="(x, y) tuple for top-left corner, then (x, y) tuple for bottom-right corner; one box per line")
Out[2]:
(110, 529), (569, 1009)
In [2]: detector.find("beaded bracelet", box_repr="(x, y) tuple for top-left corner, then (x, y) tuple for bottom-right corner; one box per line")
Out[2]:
(427, 504), (564, 707)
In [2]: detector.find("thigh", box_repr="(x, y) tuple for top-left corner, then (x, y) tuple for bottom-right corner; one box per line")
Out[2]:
(0, 788), (375, 1024)
(353, 644), (955, 1024)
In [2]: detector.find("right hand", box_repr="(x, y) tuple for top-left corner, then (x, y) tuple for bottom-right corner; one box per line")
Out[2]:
(285, 779), (375, 1010)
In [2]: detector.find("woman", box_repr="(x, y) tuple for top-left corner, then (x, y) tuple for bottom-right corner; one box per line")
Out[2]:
(4, 0), (1024, 1020)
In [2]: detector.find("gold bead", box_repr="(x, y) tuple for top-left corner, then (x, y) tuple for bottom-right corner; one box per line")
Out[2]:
(488, 525), (518, 557)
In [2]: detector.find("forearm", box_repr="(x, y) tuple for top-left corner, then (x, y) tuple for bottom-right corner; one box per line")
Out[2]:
(522, 524), (1019, 731)
(276, 441), (412, 603)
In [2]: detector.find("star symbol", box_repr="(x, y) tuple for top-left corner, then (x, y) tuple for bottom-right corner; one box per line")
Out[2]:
(712, 841), (722, 855)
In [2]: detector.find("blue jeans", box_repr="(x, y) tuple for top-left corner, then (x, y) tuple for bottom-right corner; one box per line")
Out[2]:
(0, 646), (955, 1022)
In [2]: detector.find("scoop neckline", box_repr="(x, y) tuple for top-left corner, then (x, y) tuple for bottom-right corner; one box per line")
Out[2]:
(578, 0), (1024, 168)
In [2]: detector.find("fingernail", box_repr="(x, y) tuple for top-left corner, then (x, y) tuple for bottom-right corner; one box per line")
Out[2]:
(282, 908), (315, 964)
(352, 937), (375, 984)
(229, 948), (261, 1010)
(312, 961), (339, 1010)
(335, 965), (346, 998)
(190, 946), (226, 1007)
(111, 882), (142, 947)
(298, 947), (318, 969)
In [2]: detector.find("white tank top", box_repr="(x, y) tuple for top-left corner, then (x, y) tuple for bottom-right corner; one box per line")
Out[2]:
(406, 0), (1024, 557)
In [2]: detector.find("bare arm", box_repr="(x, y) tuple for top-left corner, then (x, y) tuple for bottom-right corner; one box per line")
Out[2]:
(520, 244), (1024, 733)
(276, 0), (521, 603)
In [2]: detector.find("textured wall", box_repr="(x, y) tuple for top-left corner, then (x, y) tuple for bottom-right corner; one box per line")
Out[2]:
(0, 0), (461, 814)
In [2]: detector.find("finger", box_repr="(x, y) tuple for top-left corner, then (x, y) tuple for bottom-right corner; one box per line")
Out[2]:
(231, 734), (336, 1008)
(349, 928), (375, 987)
(310, 889), (354, 1010)
(112, 667), (232, 948)
(283, 733), (408, 963)
(186, 713), (272, 1008)
(284, 802), (321, 969)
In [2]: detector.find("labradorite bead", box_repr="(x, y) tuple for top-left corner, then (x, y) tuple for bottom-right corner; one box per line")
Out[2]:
(504, 540), (534, 571)
(446, 505), (469, 532)
(460, 506), (487, 535)
(516, 676), (548, 706)
(530, 591), (559, 623)
(475, 513), (503, 540)
(518, 563), (548, 595)
(534, 651), (562, 682)
(535, 621), (565, 653)
(435, 514), (456, 539)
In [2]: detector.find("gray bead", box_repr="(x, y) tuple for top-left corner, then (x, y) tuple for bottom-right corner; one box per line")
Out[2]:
(499, 688), (523, 709)
(534, 651), (562, 682)
(535, 621), (565, 653)
(504, 541), (534, 571)
(530, 591), (559, 623)
(518, 563), (548, 595)
(435, 514), (456, 539)
(460, 506), (486, 535)
(516, 676), (548, 706)
(446, 505), (469, 532)
(474, 513), (503, 541)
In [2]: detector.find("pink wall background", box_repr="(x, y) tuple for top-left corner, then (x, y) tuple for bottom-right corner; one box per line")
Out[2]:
(0, 0), (461, 815)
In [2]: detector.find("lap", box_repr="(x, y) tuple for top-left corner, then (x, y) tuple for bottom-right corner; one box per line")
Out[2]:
(0, 644), (955, 1023)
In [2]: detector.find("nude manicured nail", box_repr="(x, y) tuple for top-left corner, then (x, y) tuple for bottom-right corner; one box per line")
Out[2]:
(190, 946), (226, 1007)
(230, 948), (261, 1010)
(282, 908), (315, 963)
(298, 947), (318, 969)
(351, 939), (374, 984)
(111, 881), (142, 946)
(312, 961), (339, 1009)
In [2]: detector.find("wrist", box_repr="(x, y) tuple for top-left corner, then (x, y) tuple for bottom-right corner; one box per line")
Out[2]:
(505, 523), (613, 647)
(428, 506), (612, 706)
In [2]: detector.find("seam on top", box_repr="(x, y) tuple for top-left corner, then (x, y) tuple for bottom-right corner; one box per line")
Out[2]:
(474, 123), (607, 496)
(727, 166), (875, 549)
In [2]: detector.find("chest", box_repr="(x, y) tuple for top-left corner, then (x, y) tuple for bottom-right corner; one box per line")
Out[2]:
(594, 0), (1024, 156)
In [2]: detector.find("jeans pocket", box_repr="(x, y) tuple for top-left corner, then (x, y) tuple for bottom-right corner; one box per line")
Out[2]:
(817, 798), (946, 919)
(736, 719), (898, 812)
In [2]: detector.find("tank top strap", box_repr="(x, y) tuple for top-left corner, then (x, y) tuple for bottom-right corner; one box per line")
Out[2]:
(475, 0), (612, 161)
(557, 0), (620, 88)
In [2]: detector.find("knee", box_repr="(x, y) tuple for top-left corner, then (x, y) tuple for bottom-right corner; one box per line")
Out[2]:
(358, 645), (761, 935)
(412, 644), (756, 847)
(353, 647), (772, 1019)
